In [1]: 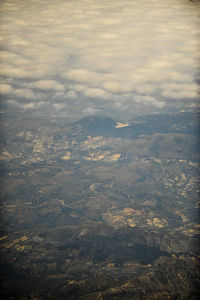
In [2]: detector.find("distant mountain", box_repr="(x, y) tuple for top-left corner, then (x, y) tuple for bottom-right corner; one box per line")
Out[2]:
(77, 116), (116, 137)
(70, 112), (199, 140)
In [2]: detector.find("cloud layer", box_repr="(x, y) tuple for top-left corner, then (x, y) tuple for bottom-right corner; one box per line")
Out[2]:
(0, 0), (199, 119)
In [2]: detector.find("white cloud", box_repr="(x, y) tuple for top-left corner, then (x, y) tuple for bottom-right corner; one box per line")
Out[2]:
(83, 107), (100, 115)
(0, 0), (199, 117)
(103, 81), (134, 93)
(0, 64), (31, 78)
(72, 84), (86, 92)
(161, 83), (199, 92)
(0, 51), (29, 65)
(12, 88), (36, 99)
(103, 82), (121, 93)
(28, 80), (65, 91)
(168, 72), (193, 83)
(161, 83), (199, 99)
(135, 96), (165, 108)
(135, 84), (156, 94)
(6, 99), (45, 111)
(65, 90), (77, 99)
(162, 90), (199, 99)
(23, 103), (36, 110)
(23, 101), (45, 110)
(52, 103), (66, 111)
(0, 84), (13, 94)
(84, 88), (109, 99)
(64, 69), (100, 83)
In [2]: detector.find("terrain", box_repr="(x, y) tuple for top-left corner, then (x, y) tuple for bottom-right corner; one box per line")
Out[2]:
(0, 111), (199, 299)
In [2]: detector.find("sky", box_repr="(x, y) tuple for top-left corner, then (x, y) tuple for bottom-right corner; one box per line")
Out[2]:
(0, 0), (199, 121)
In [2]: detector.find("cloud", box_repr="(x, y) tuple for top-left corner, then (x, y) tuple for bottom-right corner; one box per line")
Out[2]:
(162, 90), (199, 100)
(52, 103), (66, 111)
(161, 83), (199, 99)
(0, 64), (31, 79)
(23, 101), (45, 110)
(65, 90), (77, 99)
(12, 88), (36, 99)
(72, 84), (86, 92)
(6, 99), (45, 111)
(103, 81), (134, 93)
(23, 103), (37, 110)
(0, 0), (199, 118)
(0, 51), (29, 65)
(161, 83), (199, 92)
(135, 84), (156, 94)
(0, 84), (13, 94)
(83, 107), (101, 115)
(135, 96), (165, 108)
(64, 69), (100, 83)
(103, 82), (121, 93)
(83, 88), (109, 99)
(27, 80), (65, 92)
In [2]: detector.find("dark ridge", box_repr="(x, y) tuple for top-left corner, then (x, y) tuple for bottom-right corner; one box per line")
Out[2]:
(77, 116), (116, 136)
(72, 112), (199, 140)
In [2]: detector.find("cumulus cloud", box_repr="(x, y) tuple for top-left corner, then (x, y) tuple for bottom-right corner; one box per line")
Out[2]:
(64, 69), (100, 83)
(103, 81), (134, 93)
(161, 83), (199, 92)
(23, 101), (45, 111)
(103, 82), (121, 93)
(83, 107), (101, 115)
(52, 103), (66, 111)
(0, 84), (13, 94)
(72, 85), (86, 92)
(135, 84), (156, 94)
(12, 88), (36, 99)
(6, 99), (45, 111)
(161, 83), (199, 99)
(83, 88), (109, 99)
(0, 0), (199, 118)
(162, 90), (199, 100)
(0, 51), (29, 65)
(135, 96), (165, 108)
(27, 80), (65, 92)
(65, 90), (78, 99)
(0, 64), (31, 79)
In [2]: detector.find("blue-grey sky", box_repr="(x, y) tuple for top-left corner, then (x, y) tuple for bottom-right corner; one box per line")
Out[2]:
(0, 0), (199, 120)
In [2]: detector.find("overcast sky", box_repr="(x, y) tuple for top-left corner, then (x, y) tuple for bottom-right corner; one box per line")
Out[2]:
(0, 0), (199, 120)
